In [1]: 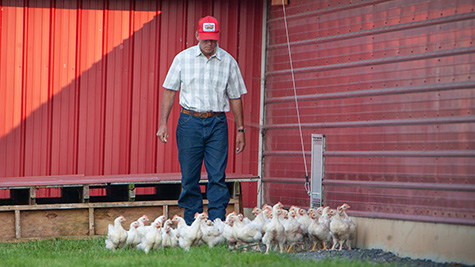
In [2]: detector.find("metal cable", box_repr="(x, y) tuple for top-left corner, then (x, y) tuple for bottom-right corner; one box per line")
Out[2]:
(281, 0), (310, 195)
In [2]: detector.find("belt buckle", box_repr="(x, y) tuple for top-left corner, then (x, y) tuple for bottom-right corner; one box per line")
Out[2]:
(199, 112), (209, 118)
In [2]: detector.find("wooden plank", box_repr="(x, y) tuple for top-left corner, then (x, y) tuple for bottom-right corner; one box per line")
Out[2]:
(0, 199), (241, 240)
(163, 205), (169, 219)
(29, 187), (36, 205)
(15, 210), (21, 239)
(128, 184), (136, 201)
(83, 185), (89, 203)
(271, 0), (288, 5)
(0, 173), (259, 189)
(88, 207), (94, 236)
(94, 206), (165, 235)
(19, 209), (89, 238)
(0, 211), (15, 240)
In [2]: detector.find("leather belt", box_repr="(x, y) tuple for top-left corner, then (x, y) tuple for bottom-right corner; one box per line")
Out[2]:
(181, 108), (223, 119)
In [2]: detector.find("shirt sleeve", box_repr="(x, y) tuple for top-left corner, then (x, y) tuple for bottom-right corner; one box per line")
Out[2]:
(162, 55), (181, 91)
(226, 58), (247, 99)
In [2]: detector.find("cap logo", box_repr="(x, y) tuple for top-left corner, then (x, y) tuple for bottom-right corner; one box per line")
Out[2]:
(203, 23), (215, 32)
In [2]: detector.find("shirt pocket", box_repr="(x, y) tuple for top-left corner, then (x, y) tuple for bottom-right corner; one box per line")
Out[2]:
(183, 72), (199, 87)
(211, 68), (228, 91)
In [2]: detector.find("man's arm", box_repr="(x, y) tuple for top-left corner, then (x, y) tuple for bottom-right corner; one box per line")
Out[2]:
(229, 98), (246, 154)
(156, 89), (177, 143)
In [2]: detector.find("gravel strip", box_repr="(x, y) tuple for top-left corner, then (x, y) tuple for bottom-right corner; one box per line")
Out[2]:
(291, 248), (471, 266)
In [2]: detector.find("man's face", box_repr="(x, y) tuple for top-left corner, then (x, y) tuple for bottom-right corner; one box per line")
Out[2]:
(196, 33), (217, 58)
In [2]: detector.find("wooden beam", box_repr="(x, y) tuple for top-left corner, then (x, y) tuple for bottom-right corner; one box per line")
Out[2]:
(88, 208), (95, 236)
(15, 210), (21, 239)
(29, 187), (36, 205)
(271, 0), (289, 6)
(128, 184), (135, 201)
(83, 185), (89, 203)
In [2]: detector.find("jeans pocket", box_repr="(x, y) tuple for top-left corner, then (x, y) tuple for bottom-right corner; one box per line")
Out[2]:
(178, 113), (192, 126)
(214, 112), (227, 122)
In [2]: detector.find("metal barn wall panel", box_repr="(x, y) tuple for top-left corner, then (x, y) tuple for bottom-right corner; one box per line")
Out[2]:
(264, 0), (475, 225)
(0, 0), (262, 206)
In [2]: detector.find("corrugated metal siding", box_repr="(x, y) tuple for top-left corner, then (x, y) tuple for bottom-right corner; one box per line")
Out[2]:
(264, 0), (475, 225)
(0, 0), (262, 207)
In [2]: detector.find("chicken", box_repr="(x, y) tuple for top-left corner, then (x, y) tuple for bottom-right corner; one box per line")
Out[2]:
(105, 215), (128, 250)
(215, 217), (237, 249)
(161, 219), (178, 249)
(329, 208), (350, 250)
(238, 213), (252, 225)
(308, 209), (331, 250)
(200, 219), (225, 248)
(262, 204), (273, 219)
(318, 206), (332, 226)
(125, 221), (141, 248)
(228, 212), (262, 250)
(338, 203), (356, 250)
(137, 221), (162, 253)
(135, 215), (150, 240)
(251, 207), (269, 234)
(142, 215), (166, 235)
(172, 213), (206, 251)
(283, 210), (305, 252)
(262, 206), (286, 254)
(297, 208), (312, 235)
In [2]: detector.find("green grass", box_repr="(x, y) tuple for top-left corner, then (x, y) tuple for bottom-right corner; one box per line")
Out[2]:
(0, 237), (377, 267)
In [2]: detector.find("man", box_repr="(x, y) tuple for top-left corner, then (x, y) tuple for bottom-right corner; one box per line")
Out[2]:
(156, 16), (247, 225)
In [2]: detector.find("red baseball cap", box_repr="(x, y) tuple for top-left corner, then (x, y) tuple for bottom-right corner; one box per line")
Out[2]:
(198, 16), (219, 41)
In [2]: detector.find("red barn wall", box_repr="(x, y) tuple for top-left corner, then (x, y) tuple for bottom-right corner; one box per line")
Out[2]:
(263, 0), (475, 225)
(0, 0), (262, 207)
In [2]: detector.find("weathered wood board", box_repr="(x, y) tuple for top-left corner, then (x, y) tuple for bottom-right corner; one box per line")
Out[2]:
(0, 199), (240, 241)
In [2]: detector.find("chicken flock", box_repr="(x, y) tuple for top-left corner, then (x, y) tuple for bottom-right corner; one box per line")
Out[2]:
(105, 202), (356, 254)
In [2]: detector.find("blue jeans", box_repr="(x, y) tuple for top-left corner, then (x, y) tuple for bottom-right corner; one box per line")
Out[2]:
(176, 111), (230, 225)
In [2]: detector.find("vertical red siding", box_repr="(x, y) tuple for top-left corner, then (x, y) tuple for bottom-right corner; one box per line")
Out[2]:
(0, 0), (262, 205)
(264, 0), (475, 225)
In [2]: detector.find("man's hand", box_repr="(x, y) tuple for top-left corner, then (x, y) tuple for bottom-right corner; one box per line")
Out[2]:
(236, 132), (245, 154)
(156, 89), (176, 143)
(156, 125), (169, 143)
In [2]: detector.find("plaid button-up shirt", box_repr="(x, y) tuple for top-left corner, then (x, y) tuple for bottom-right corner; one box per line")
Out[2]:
(163, 44), (247, 112)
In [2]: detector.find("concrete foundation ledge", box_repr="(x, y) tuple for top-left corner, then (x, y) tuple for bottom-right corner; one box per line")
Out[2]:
(354, 217), (475, 265)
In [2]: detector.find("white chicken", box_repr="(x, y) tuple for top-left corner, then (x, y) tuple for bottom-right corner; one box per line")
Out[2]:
(228, 212), (262, 250)
(262, 204), (273, 219)
(308, 209), (332, 250)
(251, 207), (269, 234)
(215, 217), (237, 249)
(283, 210), (304, 252)
(262, 205), (286, 254)
(172, 213), (206, 251)
(161, 219), (178, 249)
(105, 215), (128, 250)
(137, 221), (162, 254)
(329, 208), (350, 250)
(142, 215), (166, 236)
(135, 215), (150, 240)
(200, 219), (225, 248)
(125, 221), (141, 248)
(338, 203), (356, 250)
(297, 208), (312, 236)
